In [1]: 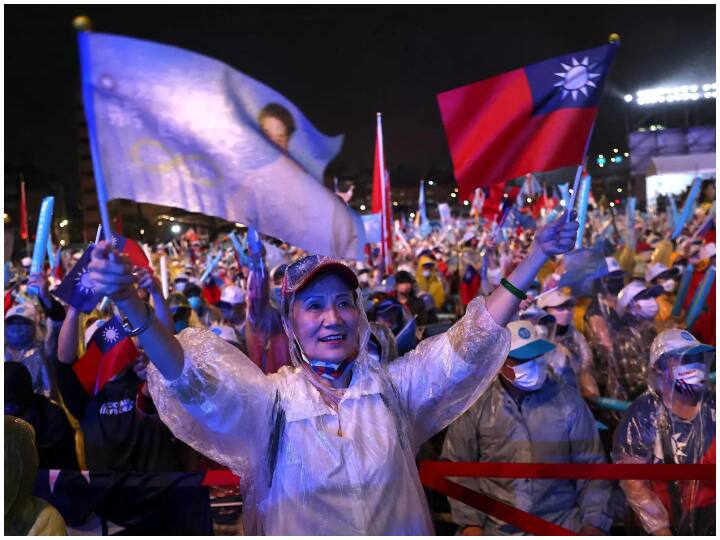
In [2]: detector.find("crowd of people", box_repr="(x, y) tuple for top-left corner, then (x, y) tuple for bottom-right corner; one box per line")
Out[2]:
(4, 181), (716, 536)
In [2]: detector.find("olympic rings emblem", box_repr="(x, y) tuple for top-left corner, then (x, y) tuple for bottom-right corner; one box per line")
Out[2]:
(129, 138), (223, 188)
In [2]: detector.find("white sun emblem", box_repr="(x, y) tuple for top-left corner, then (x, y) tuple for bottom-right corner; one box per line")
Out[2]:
(553, 56), (601, 101)
(111, 235), (119, 248)
(76, 268), (95, 295)
(103, 326), (120, 344)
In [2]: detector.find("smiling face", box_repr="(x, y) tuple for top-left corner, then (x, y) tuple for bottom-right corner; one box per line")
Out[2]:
(291, 273), (360, 364)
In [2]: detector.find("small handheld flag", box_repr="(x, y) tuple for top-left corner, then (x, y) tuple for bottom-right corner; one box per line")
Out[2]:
(73, 315), (138, 395)
(53, 246), (101, 313)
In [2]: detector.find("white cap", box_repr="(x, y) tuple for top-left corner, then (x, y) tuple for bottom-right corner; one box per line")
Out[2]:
(210, 324), (238, 344)
(21, 257), (32, 268)
(507, 320), (555, 360)
(605, 257), (623, 275)
(537, 290), (575, 309)
(699, 242), (716, 261)
(84, 319), (105, 347)
(617, 281), (663, 316)
(5, 303), (37, 322)
(645, 262), (677, 283)
(220, 285), (245, 305)
(649, 329), (715, 369)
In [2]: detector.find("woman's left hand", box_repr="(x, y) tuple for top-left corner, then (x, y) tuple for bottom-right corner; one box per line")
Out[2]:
(533, 211), (579, 256)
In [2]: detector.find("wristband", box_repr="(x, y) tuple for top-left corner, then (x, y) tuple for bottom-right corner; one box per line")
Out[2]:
(500, 278), (527, 300)
(121, 302), (155, 337)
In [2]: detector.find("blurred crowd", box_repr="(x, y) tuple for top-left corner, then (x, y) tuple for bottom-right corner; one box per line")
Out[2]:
(4, 181), (716, 536)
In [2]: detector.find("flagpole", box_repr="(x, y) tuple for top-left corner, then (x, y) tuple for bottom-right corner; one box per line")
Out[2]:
(376, 112), (391, 274)
(75, 16), (114, 246)
(566, 33), (620, 221)
(20, 176), (30, 255)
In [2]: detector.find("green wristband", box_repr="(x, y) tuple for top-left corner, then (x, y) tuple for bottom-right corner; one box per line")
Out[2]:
(500, 278), (527, 300)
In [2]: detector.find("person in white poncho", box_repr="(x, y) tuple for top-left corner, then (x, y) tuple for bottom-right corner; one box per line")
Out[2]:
(86, 213), (578, 535)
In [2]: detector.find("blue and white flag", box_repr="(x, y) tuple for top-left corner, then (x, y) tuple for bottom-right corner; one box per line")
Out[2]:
(54, 246), (101, 313)
(79, 32), (364, 260)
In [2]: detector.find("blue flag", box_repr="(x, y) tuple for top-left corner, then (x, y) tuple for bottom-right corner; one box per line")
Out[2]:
(395, 316), (417, 356)
(53, 246), (101, 313)
(559, 245), (609, 297)
(78, 31), (364, 260)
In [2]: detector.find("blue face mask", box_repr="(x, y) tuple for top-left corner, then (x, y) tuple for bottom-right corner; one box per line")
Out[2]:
(5, 323), (35, 347)
(273, 287), (282, 304)
(188, 297), (202, 310)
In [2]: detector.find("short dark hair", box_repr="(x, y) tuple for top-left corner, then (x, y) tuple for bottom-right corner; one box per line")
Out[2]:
(258, 103), (296, 138)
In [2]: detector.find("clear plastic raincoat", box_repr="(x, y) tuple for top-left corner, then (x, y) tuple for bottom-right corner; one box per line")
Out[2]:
(147, 257), (510, 535)
(612, 342), (715, 535)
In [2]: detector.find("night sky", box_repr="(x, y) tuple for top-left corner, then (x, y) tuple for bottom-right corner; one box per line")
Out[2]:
(5, 4), (716, 198)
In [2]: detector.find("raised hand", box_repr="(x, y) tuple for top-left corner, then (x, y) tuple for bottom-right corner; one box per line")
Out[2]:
(533, 211), (579, 256)
(87, 241), (137, 301)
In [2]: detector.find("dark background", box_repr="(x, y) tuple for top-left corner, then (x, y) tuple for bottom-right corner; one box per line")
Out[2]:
(5, 4), (716, 198)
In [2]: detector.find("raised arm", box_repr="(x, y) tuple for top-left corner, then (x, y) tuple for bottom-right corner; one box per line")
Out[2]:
(485, 211), (578, 326)
(87, 241), (184, 380)
(57, 306), (82, 364)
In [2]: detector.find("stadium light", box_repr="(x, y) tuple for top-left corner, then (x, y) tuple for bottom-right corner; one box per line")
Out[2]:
(450, 192), (457, 198)
(609, 202), (615, 207)
(463, 200), (469, 206)
(428, 180), (434, 186)
(410, 212), (416, 218)
(624, 94), (633, 102)
(171, 224), (181, 234)
(359, 204), (366, 211)
(635, 82), (715, 106)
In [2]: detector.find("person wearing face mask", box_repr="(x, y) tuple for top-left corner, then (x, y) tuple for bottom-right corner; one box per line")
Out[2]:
(645, 262), (680, 324)
(4, 298), (63, 403)
(538, 291), (599, 399)
(442, 320), (613, 536)
(167, 293), (193, 333)
(84, 213), (580, 535)
(216, 284), (247, 351)
(415, 255), (446, 310)
(612, 329), (715, 536)
(597, 281), (663, 406)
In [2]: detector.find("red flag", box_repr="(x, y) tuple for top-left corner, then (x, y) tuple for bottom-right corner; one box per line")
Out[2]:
(19, 180), (28, 241)
(437, 43), (617, 199)
(74, 316), (138, 395)
(371, 113), (393, 274)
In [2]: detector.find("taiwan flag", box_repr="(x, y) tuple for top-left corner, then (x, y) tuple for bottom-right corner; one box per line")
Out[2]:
(112, 233), (150, 269)
(437, 42), (618, 199)
(53, 246), (101, 313)
(73, 316), (138, 395)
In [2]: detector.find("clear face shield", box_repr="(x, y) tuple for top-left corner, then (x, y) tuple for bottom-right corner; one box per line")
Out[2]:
(652, 350), (715, 403)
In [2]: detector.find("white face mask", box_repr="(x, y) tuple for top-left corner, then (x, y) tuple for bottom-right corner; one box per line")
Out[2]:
(672, 363), (707, 394)
(662, 279), (676, 293)
(551, 309), (573, 327)
(508, 358), (547, 391)
(422, 270), (431, 278)
(487, 267), (502, 287)
(633, 298), (659, 320)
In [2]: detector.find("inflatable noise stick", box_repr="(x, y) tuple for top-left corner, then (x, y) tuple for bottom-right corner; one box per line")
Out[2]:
(27, 196), (55, 296)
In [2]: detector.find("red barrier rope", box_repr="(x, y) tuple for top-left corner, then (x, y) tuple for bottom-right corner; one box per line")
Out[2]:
(417, 461), (715, 536)
(419, 461), (714, 481)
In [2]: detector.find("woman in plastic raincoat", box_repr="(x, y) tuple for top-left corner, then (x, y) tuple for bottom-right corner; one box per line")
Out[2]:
(86, 215), (578, 535)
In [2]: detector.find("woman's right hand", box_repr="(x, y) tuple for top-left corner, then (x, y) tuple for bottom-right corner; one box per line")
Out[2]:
(87, 241), (138, 302)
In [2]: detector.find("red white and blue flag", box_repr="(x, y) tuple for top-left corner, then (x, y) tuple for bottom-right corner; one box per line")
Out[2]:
(54, 246), (101, 313)
(73, 315), (138, 395)
(437, 42), (617, 199)
(111, 233), (150, 269)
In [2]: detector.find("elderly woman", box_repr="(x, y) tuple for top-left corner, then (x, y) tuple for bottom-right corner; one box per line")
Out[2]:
(87, 214), (578, 535)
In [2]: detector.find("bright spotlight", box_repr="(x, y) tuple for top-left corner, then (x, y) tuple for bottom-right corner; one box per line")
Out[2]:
(171, 224), (181, 234)
(609, 202), (615, 207)
(359, 204), (366, 211)
(624, 94), (633, 102)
